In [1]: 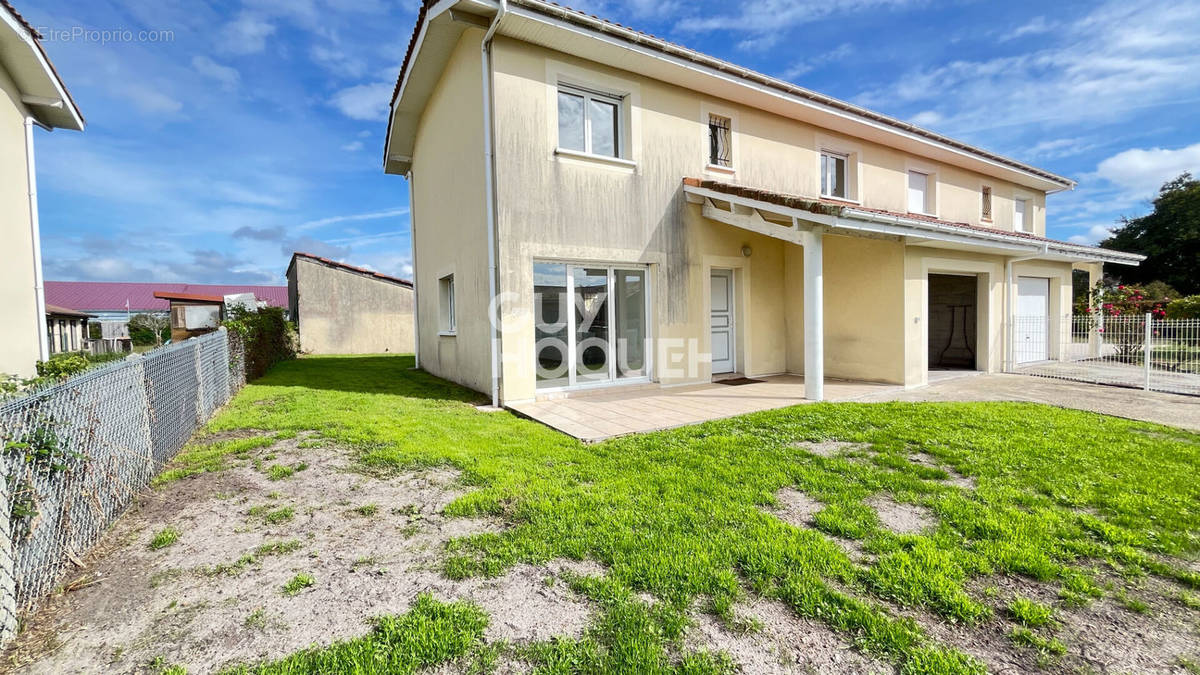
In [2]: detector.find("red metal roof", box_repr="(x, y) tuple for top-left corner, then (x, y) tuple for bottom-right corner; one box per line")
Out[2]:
(45, 281), (288, 312)
(153, 291), (226, 303)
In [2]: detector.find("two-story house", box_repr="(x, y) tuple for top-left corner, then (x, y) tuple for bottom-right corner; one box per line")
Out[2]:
(383, 0), (1142, 407)
(0, 0), (84, 377)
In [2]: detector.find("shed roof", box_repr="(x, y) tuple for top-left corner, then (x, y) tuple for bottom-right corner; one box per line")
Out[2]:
(287, 252), (414, 288)
(44, 303), (92, 318)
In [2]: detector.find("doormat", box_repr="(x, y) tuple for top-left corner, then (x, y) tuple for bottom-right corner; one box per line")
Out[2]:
(716, 377), (765, 386)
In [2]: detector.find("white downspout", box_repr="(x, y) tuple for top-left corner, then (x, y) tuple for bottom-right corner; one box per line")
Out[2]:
(1004, 244), (1049, 371)
(481, 0), (507, 408)
(406, 170), (420, 369)
(25, 118), (49, 363)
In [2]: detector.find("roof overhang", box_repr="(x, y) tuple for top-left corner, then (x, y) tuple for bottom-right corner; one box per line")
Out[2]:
(682, 181), (1143, 267)
(385, 0), (1072, 193)
(0, 3), (84, 130)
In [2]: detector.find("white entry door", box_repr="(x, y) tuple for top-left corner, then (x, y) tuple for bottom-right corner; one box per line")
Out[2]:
(710, 269), (735, 374)
(1016, 276), (1049, 363)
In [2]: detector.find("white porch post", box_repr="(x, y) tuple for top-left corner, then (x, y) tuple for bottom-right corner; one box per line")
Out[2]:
(802, 227), (824, 401)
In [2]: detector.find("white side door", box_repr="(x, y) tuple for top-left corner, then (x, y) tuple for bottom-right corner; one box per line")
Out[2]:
(710, 269), (735, 374)
(1016, 276), (1049, 363)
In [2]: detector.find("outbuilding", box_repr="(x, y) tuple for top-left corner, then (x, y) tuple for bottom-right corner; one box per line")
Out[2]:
(285, 252), (414, 355)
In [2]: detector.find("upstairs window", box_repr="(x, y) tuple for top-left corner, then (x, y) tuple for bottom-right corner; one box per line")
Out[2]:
(907, 170), (932, 214)
(1014, 198), (1030, 233)
(439, 274), (456, 334)
(708, 114), (732, 168)
(981, 186), (993, 221)
(557, 84), (621, 158)
(820, 152), (847, 199)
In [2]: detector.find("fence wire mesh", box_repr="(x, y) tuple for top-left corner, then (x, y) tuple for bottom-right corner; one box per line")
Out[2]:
(0, 329), (245, 643)
(1010, 315), (1200, 396)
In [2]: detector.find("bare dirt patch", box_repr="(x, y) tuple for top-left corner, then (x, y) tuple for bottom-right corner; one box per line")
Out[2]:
(769, 487), (824, 528)
(5, 437), (597, 674)
(907, 451), (976, 490)
(866, 495), (936, 534)
(686, 596), (891, 674)
(791, 440), (866, 458)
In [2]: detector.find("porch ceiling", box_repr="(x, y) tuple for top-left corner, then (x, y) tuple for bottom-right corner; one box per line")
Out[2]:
(682, 178), (1144, 266)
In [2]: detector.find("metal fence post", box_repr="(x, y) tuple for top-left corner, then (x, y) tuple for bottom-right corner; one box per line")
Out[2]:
(0, 474), (16, 645)
(1143, 312), (1152, 391)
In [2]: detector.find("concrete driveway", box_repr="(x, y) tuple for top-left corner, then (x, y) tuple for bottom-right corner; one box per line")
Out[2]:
(860, 373), (1200, 432)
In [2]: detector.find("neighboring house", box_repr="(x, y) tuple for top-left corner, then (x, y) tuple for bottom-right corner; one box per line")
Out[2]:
(286, 252), (415, 355)
(383, 0), (1144, 406)
(0, 0), (84, 377)
(153, 291), (226, 343)
(45, 304), (92, 356)
(44, 281), (289, 322)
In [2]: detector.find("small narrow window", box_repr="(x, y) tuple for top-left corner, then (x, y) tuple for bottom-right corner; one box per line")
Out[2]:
(981, 186), (993, 221)
(908, 171), (931, 214)
(820, 152), (847, 199)
(1014, 198), (1030, 232)
(439, 275), (456, 334)
(557, 84), (622, 158)
(59, 320), (68, 352)
(708, 114), (732, 168)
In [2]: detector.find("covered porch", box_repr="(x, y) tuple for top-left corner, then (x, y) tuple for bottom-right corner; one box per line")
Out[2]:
(508, 375), (899, 442)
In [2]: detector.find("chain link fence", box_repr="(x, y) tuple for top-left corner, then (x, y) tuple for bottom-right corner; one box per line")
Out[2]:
(1009, 315), (1200, 396)
(0, 329), (246, 645)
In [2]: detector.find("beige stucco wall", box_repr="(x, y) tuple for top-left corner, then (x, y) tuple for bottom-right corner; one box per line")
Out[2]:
(291, 258), (414, 355)
(409, 29), (492, 394)
(0, 61), (39, 378)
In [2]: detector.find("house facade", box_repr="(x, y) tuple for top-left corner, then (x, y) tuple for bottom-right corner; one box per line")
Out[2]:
(384, 0), (1142, 406)
(0, 1), (84, 377)
(286, 252), (415, 355)
(45, 304), (92, 356)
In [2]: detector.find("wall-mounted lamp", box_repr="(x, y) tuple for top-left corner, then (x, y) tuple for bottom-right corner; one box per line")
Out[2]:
(741, 245), (752, 257)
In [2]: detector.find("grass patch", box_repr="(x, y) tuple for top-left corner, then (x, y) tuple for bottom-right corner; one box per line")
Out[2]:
(1008, 627), (1066, 656)
(266, 462), (308, 481)
(281, 573), (315, 597)
(1007, 596), (1055, 627)
(200, 539), (303, 577)
(222, 594), (486, 674)
(247, 505), (294, 525)
(201, 355), (1200, 674)
(148, 527), (180, 551)
(155, 436), (275, 485)
(352, 503), (379, 517)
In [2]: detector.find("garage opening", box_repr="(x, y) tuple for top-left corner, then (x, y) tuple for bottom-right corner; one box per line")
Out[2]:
(928, 274), (978, 370)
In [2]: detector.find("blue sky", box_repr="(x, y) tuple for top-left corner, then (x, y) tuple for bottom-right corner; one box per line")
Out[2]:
(25, 0), (1200, 285)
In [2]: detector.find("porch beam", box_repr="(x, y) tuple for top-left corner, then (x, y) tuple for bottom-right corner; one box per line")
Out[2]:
(801, 226), (824, 401)
(701, 199), (803, 243)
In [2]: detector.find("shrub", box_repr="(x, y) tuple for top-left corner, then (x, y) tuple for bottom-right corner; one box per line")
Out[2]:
(35, 353), (89, 379)
(224, 306), (296, 381)
(1166, 295), (1200, 319)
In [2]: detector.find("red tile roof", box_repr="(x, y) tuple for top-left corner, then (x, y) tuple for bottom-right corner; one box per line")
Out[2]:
(44, 281), (288, 312)
(288, 252), (413, 288)
(681, 177), (1122, 254)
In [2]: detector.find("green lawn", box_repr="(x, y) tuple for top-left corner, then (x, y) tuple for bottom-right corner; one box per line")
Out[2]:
(180, 355), (1200, 675)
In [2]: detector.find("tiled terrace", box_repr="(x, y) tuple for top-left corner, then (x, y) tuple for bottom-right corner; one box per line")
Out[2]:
(507, 376), (900, 442)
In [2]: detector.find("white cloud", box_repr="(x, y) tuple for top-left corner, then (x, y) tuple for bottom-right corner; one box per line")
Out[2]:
(341, 140), (364, 152)
(1095, 142), (1200, 197)
(677, 0), (920, 43)
(296, 207), (409, 232)
(114, 81), (184, 115)
(311, 45), (367, 78)
(910, 110), (942, 127)
(218, 12), (276, 55)
(1067, 225), (1114, 245)
(780, 43), (854, 80)
(854, 0), (1200, 136)
(330, 82), (393, 121)
(191, 55), (240, 91)
(1000, 16), (1055, 42)
(1025, 137), (1094, 160)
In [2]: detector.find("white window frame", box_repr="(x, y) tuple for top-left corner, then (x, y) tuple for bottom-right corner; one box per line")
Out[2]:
(907, 170), (932, 215)
(815, 135), (861, 202)
(904, 160), (938, 217)
(556, 83), (624, 159)
(820, 151), (849, 199)
(1014, 197), (1032, 233)
(438, 274), (456, 335)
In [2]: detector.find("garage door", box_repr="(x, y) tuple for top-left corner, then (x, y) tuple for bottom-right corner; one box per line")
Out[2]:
(1016, 277), (1049, 363)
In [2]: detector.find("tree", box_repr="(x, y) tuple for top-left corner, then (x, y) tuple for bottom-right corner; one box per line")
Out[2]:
(128, 313), (170, 346)
(1100, 173), (1200, 294)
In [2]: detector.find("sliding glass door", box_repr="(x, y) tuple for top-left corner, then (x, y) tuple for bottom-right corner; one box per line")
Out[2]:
(534, 262), (649, 390)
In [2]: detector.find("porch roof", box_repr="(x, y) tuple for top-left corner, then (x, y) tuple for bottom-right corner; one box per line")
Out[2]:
(682, 178), (1144, 266)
